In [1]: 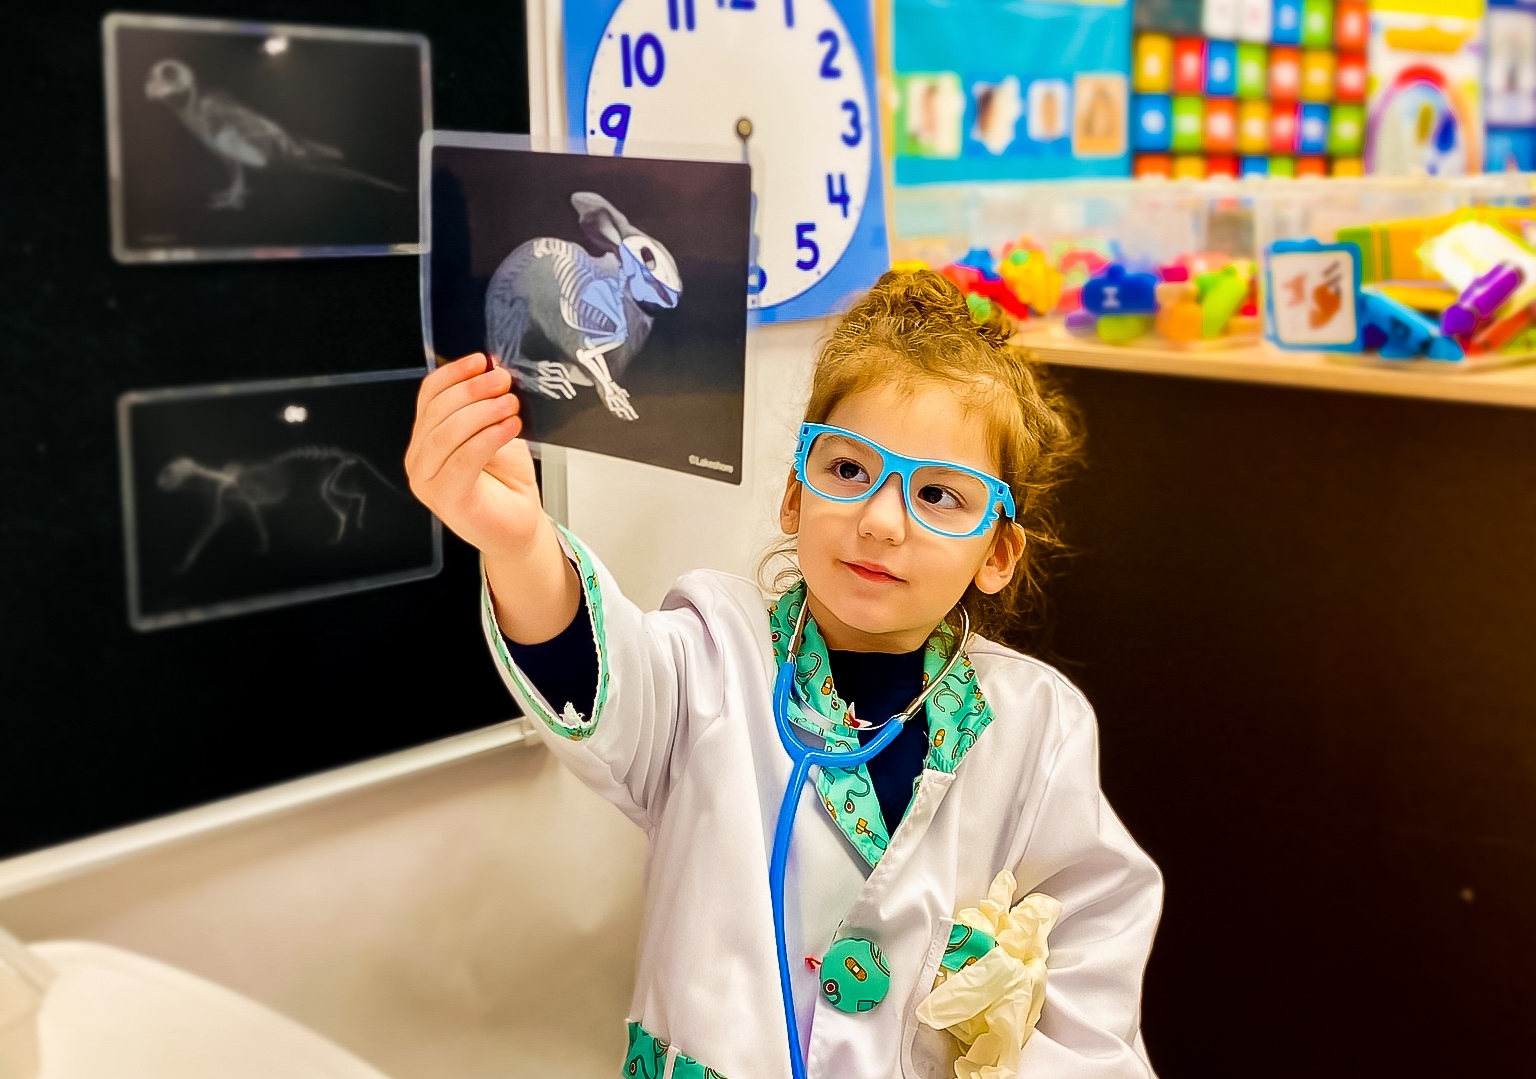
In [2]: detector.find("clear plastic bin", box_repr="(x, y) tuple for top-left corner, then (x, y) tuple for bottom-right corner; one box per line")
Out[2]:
(1253, 174), (1536, 368)
(889, 178), (1264, 351)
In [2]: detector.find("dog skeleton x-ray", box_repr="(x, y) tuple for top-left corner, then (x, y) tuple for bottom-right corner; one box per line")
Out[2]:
(157, 447), (402, 573)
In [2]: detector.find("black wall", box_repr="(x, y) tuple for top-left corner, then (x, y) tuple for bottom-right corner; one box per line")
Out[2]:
(1047, 367), (1536, 1077)
(2, 2), (530, 857)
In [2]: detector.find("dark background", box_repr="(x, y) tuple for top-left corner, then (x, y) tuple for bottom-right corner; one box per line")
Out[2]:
(2, 1), (527, 858)
(6, 3), (1536, 1077)
(124, 372), (438, 627)
(429, 144), (749, 478)
(1045, 366), (1536, 1078)
(112, 17), (425, 255)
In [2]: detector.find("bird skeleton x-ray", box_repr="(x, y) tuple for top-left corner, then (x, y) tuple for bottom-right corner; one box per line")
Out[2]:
(144, 58), (406, 210)
(157, 447), (402, 573)
(483, 192), (683, 422)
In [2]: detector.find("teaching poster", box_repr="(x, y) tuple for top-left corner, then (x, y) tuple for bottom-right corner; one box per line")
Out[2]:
(891, 0), (1132, 184)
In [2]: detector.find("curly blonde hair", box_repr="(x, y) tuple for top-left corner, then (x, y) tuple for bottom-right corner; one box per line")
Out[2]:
(763, 268), (1084, 644)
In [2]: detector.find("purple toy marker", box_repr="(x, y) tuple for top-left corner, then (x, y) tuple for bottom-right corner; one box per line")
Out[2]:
(1065, 309), (1098, 336)
(1440, 263), (1524, 337)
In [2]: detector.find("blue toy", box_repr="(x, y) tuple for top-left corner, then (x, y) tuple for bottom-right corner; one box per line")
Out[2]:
(1080, 264), (1160, 316)
(955, 246), (1003, 279)
(1359, 289), (1465, 361)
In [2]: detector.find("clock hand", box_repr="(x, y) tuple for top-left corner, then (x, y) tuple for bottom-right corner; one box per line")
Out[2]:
(737, 117), (767, 298)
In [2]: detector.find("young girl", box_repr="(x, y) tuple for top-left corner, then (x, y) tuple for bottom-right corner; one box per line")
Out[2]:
(405, 270), (1162, 1079)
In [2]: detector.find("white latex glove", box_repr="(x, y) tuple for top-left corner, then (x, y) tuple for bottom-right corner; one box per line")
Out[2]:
(915, 870), (1062, 1079)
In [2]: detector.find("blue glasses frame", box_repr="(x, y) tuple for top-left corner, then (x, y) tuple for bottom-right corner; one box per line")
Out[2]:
(792, 423), (1016, 539)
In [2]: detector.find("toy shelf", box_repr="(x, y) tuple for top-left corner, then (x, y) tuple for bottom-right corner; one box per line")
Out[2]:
(890, 173), (1536, 410)
(1016, 325), (1536, 410)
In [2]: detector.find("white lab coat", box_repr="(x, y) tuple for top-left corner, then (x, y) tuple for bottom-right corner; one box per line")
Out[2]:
(483, 533), (1162, 1079)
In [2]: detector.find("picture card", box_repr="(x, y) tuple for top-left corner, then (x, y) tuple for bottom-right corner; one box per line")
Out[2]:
(424, 132), (749, 484)
(104, 12), (430, 262)
(1266, 239), (1364, 350)
(119, 370), (441, 630)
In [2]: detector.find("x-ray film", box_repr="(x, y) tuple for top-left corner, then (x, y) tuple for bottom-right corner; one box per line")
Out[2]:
(423, 132), (749, 484)
(119, 370), (442, 631)
(104, 13), (430, 262)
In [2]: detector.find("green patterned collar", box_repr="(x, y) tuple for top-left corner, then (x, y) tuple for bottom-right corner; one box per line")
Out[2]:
(767, 581), (995, 867)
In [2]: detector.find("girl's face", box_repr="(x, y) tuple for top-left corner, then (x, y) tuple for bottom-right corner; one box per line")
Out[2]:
(779, 381), (1023, 652)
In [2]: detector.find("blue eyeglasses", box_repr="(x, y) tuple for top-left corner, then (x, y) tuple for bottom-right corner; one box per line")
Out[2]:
(792, 423), (1015, 539)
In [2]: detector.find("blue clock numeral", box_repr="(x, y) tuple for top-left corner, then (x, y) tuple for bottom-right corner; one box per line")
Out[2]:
(719, 0), (756, 9)
(818, 31), (841, 79)
(840, 100), (862, 147)
(784, 0), (795, 27)
(621, 33), (666, 88)
(668, 0), (697, 30)
(826, 174), (850, 218)
(795, 222), (820, 270)
(599, 103), (632, 154)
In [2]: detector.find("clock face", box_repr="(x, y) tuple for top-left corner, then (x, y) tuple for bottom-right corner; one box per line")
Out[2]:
(580, 0), (876, 314)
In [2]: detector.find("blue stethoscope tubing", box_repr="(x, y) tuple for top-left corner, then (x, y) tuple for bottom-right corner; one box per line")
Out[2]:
(767, 599), (969, 1079)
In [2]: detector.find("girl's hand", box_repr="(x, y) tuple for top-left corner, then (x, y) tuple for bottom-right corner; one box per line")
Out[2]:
(406, 354), (543, 560)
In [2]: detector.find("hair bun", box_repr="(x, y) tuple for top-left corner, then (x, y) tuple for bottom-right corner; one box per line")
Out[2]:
(860, 267), (1018, 344)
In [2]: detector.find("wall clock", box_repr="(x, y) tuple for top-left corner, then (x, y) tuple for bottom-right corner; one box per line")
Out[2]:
(563, 0), (889, 323)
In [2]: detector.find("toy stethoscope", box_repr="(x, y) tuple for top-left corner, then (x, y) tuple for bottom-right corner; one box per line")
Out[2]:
(769, 594), (970, 1079)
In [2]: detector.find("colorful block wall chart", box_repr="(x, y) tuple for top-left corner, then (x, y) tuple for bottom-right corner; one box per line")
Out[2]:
(1206, 40), (1238, 95)
(1237, 0), (1272, 42)
(1205, 97), (1238, 150)
(1173, 36), (1207, 92)
(1273, 0), (1303, 44)
(1334, 0), (1368, 51)
(1134, 94), (1175, 151)
(1301, 0), (1334, 48)
(1238, 100), (1270, 153)
(1135, 0), (1354, 177)
(1236, 42), (1267, 97)
(1135, 33), (1175, 92)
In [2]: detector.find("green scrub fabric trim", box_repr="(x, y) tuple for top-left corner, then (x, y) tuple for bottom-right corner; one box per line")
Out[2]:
(623, 1022), (728, 1079)
(483, 523), (611, 741)
(624, 1022), (667, 1078)
(767, 581), (995, 869)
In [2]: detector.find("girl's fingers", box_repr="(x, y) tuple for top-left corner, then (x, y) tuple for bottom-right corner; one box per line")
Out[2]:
(434, 413), (525, 499)
(416, 352), (498, 421)
(411, 392), (520, 482)
(416, 363), (515, 437)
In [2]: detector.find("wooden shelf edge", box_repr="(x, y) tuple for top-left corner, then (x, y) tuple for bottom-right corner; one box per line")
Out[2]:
(1018, 333), (1536, 411)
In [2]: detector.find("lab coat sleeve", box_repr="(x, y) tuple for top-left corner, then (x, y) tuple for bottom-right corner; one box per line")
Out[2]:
(479, 523), (733, 831)
(1013, 680), (1164, 1077)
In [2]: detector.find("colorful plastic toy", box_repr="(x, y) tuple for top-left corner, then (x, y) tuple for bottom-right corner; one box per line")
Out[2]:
(1196, 265), (1251, 338)
(1096, 314), (1154, 344)
(1359, 289), (1465, 360)
(1081, 265), (1160, 316)
(1440, 264), (1524, 338)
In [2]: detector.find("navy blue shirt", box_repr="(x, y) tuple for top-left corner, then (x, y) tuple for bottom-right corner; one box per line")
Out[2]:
(502, 596), (930, 833)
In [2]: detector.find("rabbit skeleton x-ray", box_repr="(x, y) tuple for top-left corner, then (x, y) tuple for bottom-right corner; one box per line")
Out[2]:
(484, 192), (683, 421)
